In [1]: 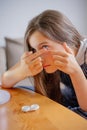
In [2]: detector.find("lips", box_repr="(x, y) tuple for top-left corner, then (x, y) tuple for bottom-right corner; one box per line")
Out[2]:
(43, 65), (51, 68)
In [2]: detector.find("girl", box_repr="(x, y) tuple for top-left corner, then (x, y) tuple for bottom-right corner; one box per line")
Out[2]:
(2, 10), (87, 118)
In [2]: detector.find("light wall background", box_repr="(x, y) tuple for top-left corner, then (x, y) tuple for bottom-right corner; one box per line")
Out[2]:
(0, 0), (87, 46)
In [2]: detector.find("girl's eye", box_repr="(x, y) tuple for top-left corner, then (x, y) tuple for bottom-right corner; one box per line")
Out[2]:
(42, 45), (49, 50)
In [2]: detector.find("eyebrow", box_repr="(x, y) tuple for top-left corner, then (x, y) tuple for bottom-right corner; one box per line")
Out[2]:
(38, 42), (48, 47)
(31, 41), (48, 49)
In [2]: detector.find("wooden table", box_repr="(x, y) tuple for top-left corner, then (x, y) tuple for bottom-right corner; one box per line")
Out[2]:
(0, 87), (87, 130)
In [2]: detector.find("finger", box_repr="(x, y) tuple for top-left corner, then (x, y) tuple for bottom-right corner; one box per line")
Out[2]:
(23, 51), (33, 59)
(54, 60), (65, 70)
(24, 49), (46, 62)
(29, 49), (46, 61)
(34, 61), (43, 68)
(36, 65), (43, 72)
(26, 56), (42, 64)
(33, 62), (43, 70)
(29, 62), (43, 76)
(51, 50), (68, 57)
(31, 58), (42, 68)
(53, 55), (68, 63)
(21, 51), (33, 59)
(63, 42), (73, 54)
(32, 67), (43, 76)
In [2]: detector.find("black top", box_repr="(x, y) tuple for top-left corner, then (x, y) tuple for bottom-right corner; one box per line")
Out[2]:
(60, 48), (87, 108)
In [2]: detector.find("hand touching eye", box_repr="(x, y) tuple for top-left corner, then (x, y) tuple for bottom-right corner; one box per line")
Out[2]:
(20, 49), (46, 77)
(53, 43), (80, 75)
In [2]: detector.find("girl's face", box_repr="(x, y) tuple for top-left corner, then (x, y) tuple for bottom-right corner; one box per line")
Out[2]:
(29, 31), (65, 73)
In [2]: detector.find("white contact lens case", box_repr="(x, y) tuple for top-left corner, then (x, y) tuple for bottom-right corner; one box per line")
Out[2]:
(30, 104), (40, 111)
(21, 104), (40, 112)
(22, 105), (31, 112)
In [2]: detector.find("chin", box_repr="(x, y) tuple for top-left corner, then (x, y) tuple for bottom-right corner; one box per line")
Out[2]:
(44, 67), (57, 73)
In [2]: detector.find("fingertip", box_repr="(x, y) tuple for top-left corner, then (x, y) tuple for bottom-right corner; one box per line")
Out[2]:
(63, 42), (67, 47)
(26, 51), (33, 55)
(63, 42), (73, 54)
(28, 51), (33, 54)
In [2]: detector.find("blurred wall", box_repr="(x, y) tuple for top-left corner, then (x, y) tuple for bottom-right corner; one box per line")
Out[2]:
(0, 0), (87, 46)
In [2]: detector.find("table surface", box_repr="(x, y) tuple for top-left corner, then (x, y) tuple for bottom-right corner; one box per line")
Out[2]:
(0, 87), (87, 130)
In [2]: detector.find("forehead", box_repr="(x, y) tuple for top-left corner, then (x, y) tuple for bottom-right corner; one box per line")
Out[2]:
(29, 31), (50, 48)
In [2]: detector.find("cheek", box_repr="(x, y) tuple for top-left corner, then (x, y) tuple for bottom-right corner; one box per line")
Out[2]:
(54, 45), (64, 51)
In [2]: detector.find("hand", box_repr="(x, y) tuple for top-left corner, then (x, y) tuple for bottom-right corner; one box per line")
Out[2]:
(52, 43), (80, 75)
(20, 49), (45, 77)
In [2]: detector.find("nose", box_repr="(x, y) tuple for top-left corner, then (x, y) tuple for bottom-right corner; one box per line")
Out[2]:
(41, 52), (52, 66)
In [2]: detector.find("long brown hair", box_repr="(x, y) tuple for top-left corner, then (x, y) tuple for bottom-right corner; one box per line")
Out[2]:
(24, 10), (83, 103)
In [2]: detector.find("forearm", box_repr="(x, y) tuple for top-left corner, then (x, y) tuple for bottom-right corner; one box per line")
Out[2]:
(70, 67), (87, 111)
(2, 62), (27, 88)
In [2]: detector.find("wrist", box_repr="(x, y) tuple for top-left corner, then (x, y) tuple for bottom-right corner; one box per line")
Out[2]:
(69, 66), (83, 78)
